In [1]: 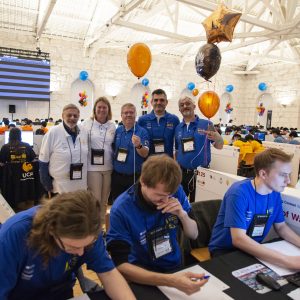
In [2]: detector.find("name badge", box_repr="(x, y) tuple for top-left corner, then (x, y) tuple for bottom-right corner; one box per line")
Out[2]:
(70, 163), (83, 180)
(117, 148), (128, 163)
(247, 214), (269, 238)
(146, 226), (173, 260)
(181, 137), (195, 153)
(91, 148), (104, 165)
(153, 139), (165, 153)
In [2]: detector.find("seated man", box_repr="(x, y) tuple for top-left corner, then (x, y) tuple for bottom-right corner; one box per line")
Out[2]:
(107, 155), (208, 295)
(0, 190), (135, 300)
(209, 148), (300, 270)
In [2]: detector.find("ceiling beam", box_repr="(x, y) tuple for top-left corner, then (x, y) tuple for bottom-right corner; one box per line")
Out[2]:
(176, 0), (279, 31)
(85, 0), (144, 48)
(36, 0), (57, 40)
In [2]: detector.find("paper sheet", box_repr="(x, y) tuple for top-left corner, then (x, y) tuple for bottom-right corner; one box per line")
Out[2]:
(67, 294), (90, 300)
(288, 288), (300, 300)
(158, 265), (232, 300)
(257, 240), (300, 276)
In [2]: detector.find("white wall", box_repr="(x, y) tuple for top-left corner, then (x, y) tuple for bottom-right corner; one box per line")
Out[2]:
(0, 30), (299, 128)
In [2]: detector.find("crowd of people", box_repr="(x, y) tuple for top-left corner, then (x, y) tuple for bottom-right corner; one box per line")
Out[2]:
(1, 89), (300, 299)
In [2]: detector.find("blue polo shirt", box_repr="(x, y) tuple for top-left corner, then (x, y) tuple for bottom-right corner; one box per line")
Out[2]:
(0, 207), (115, 300)
(106, 184), (191, 272)
(209, 179), (285, 253)
(113, 124), (149, 175)
(175, 115), (213, 169)
(138, 111), (179, 157)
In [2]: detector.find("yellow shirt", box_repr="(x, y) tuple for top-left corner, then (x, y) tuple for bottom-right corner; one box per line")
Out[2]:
(250, 140), (265, 153)
(233, 140), (253, 159)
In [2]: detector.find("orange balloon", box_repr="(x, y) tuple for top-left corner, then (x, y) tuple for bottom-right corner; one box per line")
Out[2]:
(198, 91), (220, 119)
(192, 88), (199, 96)
(127, 43), (152, 78)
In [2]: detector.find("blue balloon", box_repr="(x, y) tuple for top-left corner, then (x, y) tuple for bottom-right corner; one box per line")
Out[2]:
(79, 70), (88, 81)
(187, 82), (195, 91)
(142, 78), (149, 86)
(226, 84), (234, 93)
(258, 82), (267, 91)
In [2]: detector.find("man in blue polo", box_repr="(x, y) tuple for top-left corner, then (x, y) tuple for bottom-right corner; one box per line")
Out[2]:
(175, 91), (223, 202)
(107, 155), (208, 295)
(138, 89), (179, 157)
(111, 103), (149, 203)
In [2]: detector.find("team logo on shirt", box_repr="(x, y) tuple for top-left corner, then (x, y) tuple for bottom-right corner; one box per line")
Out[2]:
(22, 162), (33, 172)
(146, 122), (152, 129)
(166, 215), (178, 229)
(166, 122), (174, 129)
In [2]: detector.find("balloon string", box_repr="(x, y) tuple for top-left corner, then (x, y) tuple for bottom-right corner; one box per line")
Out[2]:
(190, 134), (208, 169)
(133, 122), (136, 185)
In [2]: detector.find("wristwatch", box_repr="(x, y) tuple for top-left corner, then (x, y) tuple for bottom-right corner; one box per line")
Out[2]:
(136, 144), (143, 149)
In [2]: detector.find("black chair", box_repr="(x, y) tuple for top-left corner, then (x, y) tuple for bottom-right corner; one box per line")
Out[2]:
(178, 199), (222, 263)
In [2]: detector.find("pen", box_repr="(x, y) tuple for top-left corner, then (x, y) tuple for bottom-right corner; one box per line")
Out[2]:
(191, 275), (210, 281)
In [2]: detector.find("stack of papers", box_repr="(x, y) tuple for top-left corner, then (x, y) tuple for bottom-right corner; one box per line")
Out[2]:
(158, 265), (232, 300)
(257, 240), (300, 276)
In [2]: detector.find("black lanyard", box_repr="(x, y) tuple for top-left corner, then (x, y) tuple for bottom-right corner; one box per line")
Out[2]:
(66, 137), (82, 164)
(253, 179), (269, 215)
(150, 115), (168, 139)
(89, 121), (108, 149)
(118, 128), (134, 150)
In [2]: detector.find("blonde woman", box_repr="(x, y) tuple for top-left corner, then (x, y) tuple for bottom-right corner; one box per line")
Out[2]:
(82, 97), (116, 229)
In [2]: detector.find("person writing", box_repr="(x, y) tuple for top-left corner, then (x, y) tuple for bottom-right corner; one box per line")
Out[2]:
(0, 190), (135, 300)
(107, 155), (208, 295)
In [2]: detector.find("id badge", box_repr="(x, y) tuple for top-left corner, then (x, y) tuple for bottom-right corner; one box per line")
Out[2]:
(247, 214), (269, 238)
(181, 137), (195, 152)
(146, 227), (173, 260)
(117, 148), (128, 163)
(70, 163), (83, 180)
(91, 148), (104, 165)
(153, 139), (165, 153)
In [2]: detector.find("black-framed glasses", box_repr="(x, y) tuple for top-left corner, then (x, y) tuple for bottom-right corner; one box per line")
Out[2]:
(55, 235), (97, 252)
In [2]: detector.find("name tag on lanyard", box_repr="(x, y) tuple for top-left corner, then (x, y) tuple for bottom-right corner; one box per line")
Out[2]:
(247, 214), (269, 238)
(70, 163), (83, 180)
(117, 148), (128, 163)
(153, 138), (165, 153)
(181, 137), (195, 152)
(91, 148), (104, 165)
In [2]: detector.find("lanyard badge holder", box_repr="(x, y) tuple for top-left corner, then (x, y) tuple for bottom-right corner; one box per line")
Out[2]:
(70, 163), (83, 180)
(91, 148), (104, 165)
(181, 137), (195, 153)
(247, 214), (269, 237)
(153, 138), (165, 153)
(116, 148), (128, 163)
(146, 226), (173, 260)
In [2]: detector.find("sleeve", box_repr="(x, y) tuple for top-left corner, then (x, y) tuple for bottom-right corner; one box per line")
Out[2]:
(84, 234), (115, 273)
(39, 131), (52, 163)
(224, 191), (248, 230)
(39, 161), (53, 191)
(175, 185), (191, 213)
(106, 207), (133, 265)
(140, 128), (150, 149)
(174, 127), (179, 151)
(0, 229), (25, 299)
(274, 193), (285, 224)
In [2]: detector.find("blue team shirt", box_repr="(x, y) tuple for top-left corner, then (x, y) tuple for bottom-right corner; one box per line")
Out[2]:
(175, 115), (213, 169)
(106, 184), (191, 272)
(138, 111), (179, 157)
(209, 179), (285, 252)
(113, 124), (149, 175)
(0, 207), (115, 300)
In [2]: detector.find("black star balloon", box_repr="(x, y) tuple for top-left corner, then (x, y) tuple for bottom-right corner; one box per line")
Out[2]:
(202, 4), (242, 43)
(195, 43), (221, 81)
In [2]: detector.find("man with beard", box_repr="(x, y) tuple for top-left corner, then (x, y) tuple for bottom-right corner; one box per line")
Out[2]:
(107, 155), (208, 295)
(111, 103), (149, 203)
(175, 91), (223, 202)
(39, 104), (88, 195)
(138, 89), (179, 157)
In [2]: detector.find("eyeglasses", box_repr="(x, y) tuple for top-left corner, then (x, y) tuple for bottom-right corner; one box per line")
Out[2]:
(121, 111), (135, 116)
(56, 235), (97, 252)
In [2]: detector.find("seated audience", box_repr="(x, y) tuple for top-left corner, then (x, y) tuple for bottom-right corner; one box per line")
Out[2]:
(0, 190), (135, 300)
(272, 128), (287, 143)
(0, 118), (9, 135)
(209, 149), (300, 270)
(107, 155), (208, 295)
(245, 134), (265, 153)
(0, 127), (35, 163)
(232, 134), (253, 160)
(288, 131), (300, 145)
